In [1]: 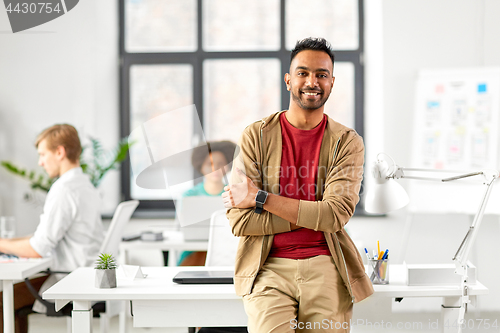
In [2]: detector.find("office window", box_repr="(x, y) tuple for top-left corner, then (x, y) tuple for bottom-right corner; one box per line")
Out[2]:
(203, 0), (280, 51)
(129, 65), (194, 200)
(285, 0), (359, 50)
(324, 62), (356, 129)
(130, 65), (193, 127)
(120, 0), (364, 210)
(125, 0), (197, 52)
(203, 58), (281, 141)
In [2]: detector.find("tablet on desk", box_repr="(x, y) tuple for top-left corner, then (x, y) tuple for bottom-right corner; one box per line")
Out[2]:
(173, 270), (234, 284)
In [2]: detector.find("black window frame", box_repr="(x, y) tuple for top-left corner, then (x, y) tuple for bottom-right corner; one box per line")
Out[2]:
(119, 0), (365, 212)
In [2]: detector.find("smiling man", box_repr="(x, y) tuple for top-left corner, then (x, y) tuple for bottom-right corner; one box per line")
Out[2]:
(223, 38), (374, 332)
(0, 124), (103, 333)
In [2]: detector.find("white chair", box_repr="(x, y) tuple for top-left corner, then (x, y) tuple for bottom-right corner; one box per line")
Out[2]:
(100, 200), (140, 258)
(205, 209), (239, 267)
(98, 200), (139, 333)
(192, 210), (245, 333)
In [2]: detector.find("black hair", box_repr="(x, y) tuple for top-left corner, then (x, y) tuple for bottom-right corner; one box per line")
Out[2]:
(290, 37), (335, 69)
(191, 140), (236, 173)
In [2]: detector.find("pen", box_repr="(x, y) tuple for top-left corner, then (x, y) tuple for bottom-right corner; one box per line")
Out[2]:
(372, 250), (377, 259)
(364, 248), (371, 261)
(377, 240), (380, 257)
(381, 249), (389, 260)
(379, 251), (385, 260)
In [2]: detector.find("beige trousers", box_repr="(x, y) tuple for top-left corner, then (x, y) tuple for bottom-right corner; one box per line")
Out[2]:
(243, 255), (353, 333)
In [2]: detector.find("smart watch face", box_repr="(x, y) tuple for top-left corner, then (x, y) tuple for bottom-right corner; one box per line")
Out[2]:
(256, 190), (267, 204)
(255, 190), (268, 214)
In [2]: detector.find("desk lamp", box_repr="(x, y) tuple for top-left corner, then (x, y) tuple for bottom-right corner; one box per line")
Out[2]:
(365, 153), (498, 332)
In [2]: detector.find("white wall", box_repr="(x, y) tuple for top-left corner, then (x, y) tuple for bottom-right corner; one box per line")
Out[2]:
(0, 0), (120, 235)
(355, 0), (500, 313)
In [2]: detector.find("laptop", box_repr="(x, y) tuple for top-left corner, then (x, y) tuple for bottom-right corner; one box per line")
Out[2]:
(173, 270), (234, 284)
(177, 196), (225, 241)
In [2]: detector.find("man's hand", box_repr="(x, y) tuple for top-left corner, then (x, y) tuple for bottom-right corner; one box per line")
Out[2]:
(222, 168), (259, 209)
(223, 168), (301, 228)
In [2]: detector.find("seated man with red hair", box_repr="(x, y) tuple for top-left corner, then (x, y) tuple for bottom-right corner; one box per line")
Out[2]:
(0, 124), (104, 333)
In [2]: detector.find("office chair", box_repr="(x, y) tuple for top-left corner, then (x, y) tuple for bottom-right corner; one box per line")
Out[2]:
(21, 200), (139, 333)
(96, 199), (139, 333)
(205, 209), (239, 267)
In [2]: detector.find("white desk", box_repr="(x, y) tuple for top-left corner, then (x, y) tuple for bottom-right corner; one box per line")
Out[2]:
(357, 265), (488, 333)
(0, 257), (52, 333)
(44, 266), (242, 333)
(119, 230), (208, 266)
(43, 265), (488, 333)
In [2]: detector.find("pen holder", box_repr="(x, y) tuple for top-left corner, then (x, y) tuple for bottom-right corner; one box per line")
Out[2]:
(367, 259), (389, 284)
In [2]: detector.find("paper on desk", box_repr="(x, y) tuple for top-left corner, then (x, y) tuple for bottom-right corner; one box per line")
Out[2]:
(117, 265), (147, 280)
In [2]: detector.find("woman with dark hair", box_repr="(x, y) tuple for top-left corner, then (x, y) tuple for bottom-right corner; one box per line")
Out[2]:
(177, 140), (236, 266)
(185, 141), (237, 197)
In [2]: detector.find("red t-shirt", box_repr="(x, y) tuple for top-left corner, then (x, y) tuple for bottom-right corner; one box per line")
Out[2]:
(268, 112), (331, 259)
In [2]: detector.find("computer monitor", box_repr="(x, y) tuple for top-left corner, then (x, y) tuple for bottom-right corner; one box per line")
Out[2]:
(177, 196), (225, 241)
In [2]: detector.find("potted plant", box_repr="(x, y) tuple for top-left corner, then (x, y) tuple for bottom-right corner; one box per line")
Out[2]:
(94, 253), (117, 288)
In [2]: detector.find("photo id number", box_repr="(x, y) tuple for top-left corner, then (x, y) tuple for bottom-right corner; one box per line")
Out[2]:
(6, 2), (62, 14)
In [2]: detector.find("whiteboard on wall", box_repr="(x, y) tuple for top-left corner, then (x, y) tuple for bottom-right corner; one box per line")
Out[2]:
(409, 67), (500, 214)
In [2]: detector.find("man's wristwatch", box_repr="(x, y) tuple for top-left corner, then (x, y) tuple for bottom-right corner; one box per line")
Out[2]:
(255, 190), (269, 214)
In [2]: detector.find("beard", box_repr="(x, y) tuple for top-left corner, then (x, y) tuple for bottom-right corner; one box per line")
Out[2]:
(290, 87), (330, 111)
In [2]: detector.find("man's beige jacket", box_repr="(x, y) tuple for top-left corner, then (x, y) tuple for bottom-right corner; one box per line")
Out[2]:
(227, 111), (374, 303)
